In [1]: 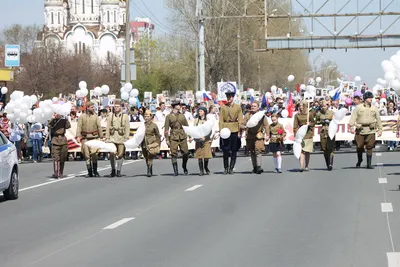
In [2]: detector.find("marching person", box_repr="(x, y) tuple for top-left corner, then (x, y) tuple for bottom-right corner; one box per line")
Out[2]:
(164, 100), (190, 176)
(48, 112), (71, 179)
(242, 101), (270, 174)
(106, 99), (130, 177)
(76, 101), (103, 177)
(141, 110), (161, 177)
(269, 113), (286, 173)
(350, 91), (382, 169)
(293, 101), (315, 172)
(194, 107), (212, 176)
(219, 88), (243, 174)
(316, 100), (335, 171)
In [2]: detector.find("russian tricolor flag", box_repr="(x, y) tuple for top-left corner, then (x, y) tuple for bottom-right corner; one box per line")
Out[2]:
(203, 92), (212, 102)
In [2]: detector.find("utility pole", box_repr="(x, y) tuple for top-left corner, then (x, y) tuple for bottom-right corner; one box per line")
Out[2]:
(237, 20), (241, 90)
(195, 30), (199, 92)
(125, 0), (131, 83)
(196, 0), (205, 92)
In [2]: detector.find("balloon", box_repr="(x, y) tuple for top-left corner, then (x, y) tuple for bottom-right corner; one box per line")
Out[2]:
(391, 79), (400, 90)
(334, 108), (348, 122)
(354, 76), (361, 82)
(20, 103), (29, 111)
(124, 122), (145, 149)
(246, 111), (265, 128)
(13, 108), (21, 118)
(43, 107), (53, 119)
(300, 84), (306, 90)
(94, 86), (102, 96)
(130, 88), (139, 97)
(81, 88), (89, 97)
(33, 108), (43, 116)
(7, 113), (15, 123)
(128, 97), (137, 106)
(281, 109), (289, 118)
(315, 77), (322, 83)
(76, 90), (82, 98)
(124, 82), (133, 91)
(44, 99), (53, 107)
(295, 125), (308, 141)
(328, 120), (338, 140)
(380, 79), (387, 86)
(345, 98), (352, 106)
(265, 92), (272, 98)
(183, 117), (215, 139)
(248, 88), (254, 95)
(196, 91), (203, 100)
(5, 103), (15, 113)
(220, 128), (231, 139)
(383, 62), (395, 73)
(121, 92), (129, 100)
(19, 112), (28, 124)
(397, 50), (400, 57)
(271, 85), (277, 94)
(52, 97), (58, 103)
(30, 95), (38, 105)
(385, 72), (395, 82)
(390, 55), (400, 68)
(1, 87), (8, 94)
(10, 90), (23, 101)
(27, 115), (35, 123)
(79, 81), (87, 89)
(288, 75), (295, 82)
(101, 85), (110, 95)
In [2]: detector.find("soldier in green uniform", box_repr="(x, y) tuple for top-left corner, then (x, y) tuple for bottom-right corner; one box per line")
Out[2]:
(164, 100), (190, 176)
(349, 91), (382, 169)
(106, 99), (130, 177)
(48, 112), (71, 179)
(141, 110), (161, 177)
(219, 88), (244, 174)
(241, 101), (270, 174)
(293, 100), (315, 172)
(316, 100), (335, 171)
(76, 101), (103, 177)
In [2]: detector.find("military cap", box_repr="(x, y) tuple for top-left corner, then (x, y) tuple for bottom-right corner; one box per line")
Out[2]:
(171, 100), (181, 107)
(114, 99), (122, 106)
(197, 106), (208, 115)
(144, 110), (152, 116)
(363, 91), (374, 100)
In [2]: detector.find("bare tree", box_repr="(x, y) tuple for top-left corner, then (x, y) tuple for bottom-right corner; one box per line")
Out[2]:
(1, 24), (40, 54)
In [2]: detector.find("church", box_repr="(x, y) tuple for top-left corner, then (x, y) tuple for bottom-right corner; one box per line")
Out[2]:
(36, 0), (128, 61)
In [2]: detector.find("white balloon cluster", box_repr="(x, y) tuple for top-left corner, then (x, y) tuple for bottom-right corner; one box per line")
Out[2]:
(120, 82), (139, 106)
(379, 51), (400, 93)
(75, 81), (110, 98)
(287, 75), (295, 82)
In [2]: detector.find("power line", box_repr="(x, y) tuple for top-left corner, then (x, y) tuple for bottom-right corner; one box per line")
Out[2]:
(137, 0), (171, 30)
(131, 0), (174, 33)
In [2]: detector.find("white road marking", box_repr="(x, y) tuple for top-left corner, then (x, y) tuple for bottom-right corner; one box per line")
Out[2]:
(376, 145), (381, 148)
(382, 203), (394, 213)
(387, 252), (400, 267)
(18, 160), (142, 193)
(185, 185), (203, 192)
(377, 163), (384, 166)
(103, 217), (135, 229)
(376, 153), (382, 156)
(379, 178), (388, 184)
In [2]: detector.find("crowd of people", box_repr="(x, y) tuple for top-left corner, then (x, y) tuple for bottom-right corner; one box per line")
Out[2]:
(0, 85), (397, 178)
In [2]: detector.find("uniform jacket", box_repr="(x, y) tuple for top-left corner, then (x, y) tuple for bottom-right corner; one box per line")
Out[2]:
(142, 121), (161, 147)
(316, 110), (334, 135)
(48, 118), (71, 145)
(269, 122), (286, 143)
(219, 103), (243, 133)
(293, 112), (315, 139)
(349, 103), (383, 135)
(242, 112), (270, 139)
(106, 112), (130, 144)
(164, 113), (188, 140)
(76, 113), (103, 139)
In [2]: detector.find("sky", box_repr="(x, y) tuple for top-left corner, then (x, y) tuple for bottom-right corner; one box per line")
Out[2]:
(0, 0), (399, 88)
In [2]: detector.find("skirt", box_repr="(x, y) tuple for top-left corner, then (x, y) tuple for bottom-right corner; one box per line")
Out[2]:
(269, 142), (284, 153)
(195, 141), (212, 159)
(301, 138), (314, 153)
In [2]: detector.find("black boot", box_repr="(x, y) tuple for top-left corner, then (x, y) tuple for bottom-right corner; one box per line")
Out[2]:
(116, 171), (122, 177)
(92, 162), (100, 177)
(223, 154), (229, 175)
(86, 164), (93, 177)
(256, 166), (263, 174)
(204, 159), (210, 175)
(229, 158), (236, 175)
(367, 155), (374, 169)
(51, 161), (58, 178)
(328, 155), (334, 171)
(356, 152), (363, 168)
(107, 169), (116, 177)
(150, 164), (153, 175)
(198, 160), (204, 176)
(59, 162), (65, 178)
(182, 155), (189, 175)
(172, 162), (179, 176)
(324, 154), (330, 170)
(147, 164), (152, 177)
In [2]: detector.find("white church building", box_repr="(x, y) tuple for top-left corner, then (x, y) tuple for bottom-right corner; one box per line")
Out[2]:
(36, 0), (128, 61)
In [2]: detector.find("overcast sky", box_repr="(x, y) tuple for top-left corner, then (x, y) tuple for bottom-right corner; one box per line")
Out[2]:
(0, 0), (399, 88)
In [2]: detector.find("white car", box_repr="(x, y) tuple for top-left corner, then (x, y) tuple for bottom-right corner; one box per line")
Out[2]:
(0, 132), (19, 200)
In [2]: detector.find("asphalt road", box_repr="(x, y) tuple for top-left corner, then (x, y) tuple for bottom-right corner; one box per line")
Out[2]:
(1, 148), (400, 267)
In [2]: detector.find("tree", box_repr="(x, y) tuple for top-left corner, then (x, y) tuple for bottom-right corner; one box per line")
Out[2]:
(0, 24), (41, 54)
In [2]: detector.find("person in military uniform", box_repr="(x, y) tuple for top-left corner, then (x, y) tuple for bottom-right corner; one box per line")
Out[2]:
(194, 107), (212, 176)
(316, 100), (335, 171)
(141, 110), (161, 177)
(350, 91), (382, 169)
(76, 101), (103, 177)
(269, 113), (286, 173)
(105, 99), (130, 177)
(293, 100), (315, 172)
(164, 100), (190, 176)
(241, 101), (270, 174)
(219, 89), (244, 174)
(48, 112), (71, 179)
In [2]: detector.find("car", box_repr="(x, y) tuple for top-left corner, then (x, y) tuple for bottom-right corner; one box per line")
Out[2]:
(0, 132), (19, 200)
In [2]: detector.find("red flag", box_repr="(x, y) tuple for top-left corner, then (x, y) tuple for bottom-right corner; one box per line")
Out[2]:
(296, 83), (301, 93)
(287, 92), (294, 118)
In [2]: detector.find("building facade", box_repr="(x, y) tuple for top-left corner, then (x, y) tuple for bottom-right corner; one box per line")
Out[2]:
(36, 0), (128, 61)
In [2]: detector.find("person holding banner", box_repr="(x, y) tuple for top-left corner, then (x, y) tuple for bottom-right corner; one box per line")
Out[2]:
(350, 91), (382, 169)
(141, 110), (161, 177)
(164, 100), (190, 176)
(316, 100), (335, 171)
(293, 101), (315, 172)
(242, 101), (270, 174)
(219, 89), (244, 175)
(76, 101), (103, 177)
(194, 107), (212, 176)
(105, 99), (130, 177)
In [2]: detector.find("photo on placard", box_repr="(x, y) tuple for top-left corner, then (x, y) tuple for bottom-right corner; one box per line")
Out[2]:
(321, 89), (328, 97)
(162, 90), (169, 98)
(149, 104), (157, 113)
(316, 88), (322, 96)
(144, 92), (152, 104)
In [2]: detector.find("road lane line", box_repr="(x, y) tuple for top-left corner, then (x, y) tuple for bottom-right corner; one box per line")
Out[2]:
(185, 185), (203, 192)
(376, 153), (382, 156)
(379, 178), (388, 184)
(103, 218), (135, 229)
(376, 163), (384, 166)
(381, 203), (394, 213)
(387, 252), (400, 266)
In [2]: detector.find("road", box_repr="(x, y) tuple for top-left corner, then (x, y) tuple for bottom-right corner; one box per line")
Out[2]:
(1, 148), (400, 267)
